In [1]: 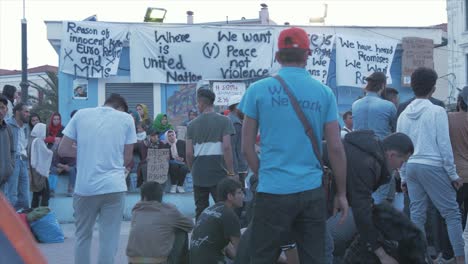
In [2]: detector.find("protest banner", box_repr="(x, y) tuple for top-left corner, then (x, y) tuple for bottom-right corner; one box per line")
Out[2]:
(130, 25), (274, 83)
(176, 126), (187, 140)
(60, 21), (129, 78)
(401, 37), (434, 87)
(335, 35), (398, 87)
(147, 149), (170, 184)
(212, 82), (246, 106)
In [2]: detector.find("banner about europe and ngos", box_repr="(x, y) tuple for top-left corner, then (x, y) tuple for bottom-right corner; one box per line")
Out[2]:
(60, 21), (129, 78)
(130, 25), (275, 84)
(335, 35), (398, 87)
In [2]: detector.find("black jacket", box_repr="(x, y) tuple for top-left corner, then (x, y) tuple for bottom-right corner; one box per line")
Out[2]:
(344, 130), (391, 252)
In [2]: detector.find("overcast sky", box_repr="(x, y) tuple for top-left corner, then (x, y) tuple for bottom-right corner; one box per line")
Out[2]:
(0, 0), (447, 70)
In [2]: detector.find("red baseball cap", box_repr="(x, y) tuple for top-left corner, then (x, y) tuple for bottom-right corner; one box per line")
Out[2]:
(278, 27), (310, 50)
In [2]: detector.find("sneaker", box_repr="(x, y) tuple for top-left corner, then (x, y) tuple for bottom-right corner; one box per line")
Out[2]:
(177, 186), (185, 193)
(170, 185), (177, 193)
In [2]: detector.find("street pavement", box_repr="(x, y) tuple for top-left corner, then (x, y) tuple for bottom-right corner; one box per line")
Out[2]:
(37, 222), (132, 264)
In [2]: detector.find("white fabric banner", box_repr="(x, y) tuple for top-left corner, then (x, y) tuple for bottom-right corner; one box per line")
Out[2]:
(130, 25), (275, 83)
(270, 28), (335, 84)
(335, 35), (398, 87)
(60, 21), (129, 78)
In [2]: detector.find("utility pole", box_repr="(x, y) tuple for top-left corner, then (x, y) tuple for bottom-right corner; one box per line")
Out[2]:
(20, 0), (29, 104)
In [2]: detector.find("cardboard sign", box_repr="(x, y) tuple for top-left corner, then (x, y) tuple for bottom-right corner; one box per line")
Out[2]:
(212, 82), (246, 106)
(176, 126), (187, 140)
(147, 148), (170, 183)
(401, 37), (434, 87)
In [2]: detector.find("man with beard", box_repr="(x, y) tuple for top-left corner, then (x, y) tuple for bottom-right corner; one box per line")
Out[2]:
(4, 102), (30, 209)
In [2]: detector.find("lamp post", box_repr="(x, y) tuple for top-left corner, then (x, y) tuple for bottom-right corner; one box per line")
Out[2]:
(20, 0), (28, 104)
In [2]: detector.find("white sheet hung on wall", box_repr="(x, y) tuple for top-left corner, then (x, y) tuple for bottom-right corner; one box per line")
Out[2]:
(335, 35), (398, 87)
(59, 21), (399, 87)
(60, 21), (129, 78)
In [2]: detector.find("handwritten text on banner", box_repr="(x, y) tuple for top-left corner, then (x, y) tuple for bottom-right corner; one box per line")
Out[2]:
(60, 21), (129, 78)
(335, 35), (398, 87)
(130, 25), (275, 84)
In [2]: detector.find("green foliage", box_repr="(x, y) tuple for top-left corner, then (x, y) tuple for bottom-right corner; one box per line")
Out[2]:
(28, 71), (58, 123)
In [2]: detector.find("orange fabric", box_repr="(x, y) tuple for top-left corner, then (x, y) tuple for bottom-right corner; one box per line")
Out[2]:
(0, 194), (47, 264)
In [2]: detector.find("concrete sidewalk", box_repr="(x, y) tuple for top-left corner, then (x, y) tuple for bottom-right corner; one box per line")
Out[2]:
(37, 222), (131, 264)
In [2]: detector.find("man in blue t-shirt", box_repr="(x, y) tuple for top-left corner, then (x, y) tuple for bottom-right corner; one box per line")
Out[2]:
(239, 27), (349, 263)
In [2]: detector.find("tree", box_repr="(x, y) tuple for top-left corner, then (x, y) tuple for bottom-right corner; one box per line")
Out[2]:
(28, 71), (58, 123)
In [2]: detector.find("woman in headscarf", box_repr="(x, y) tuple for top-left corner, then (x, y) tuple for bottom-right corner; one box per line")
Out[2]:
(2, 84), (18, 119)
(136, 104), (152, 131)
(28, 123), (53, 208)
(45, 112), (63, 145)
(165, 130), (189, 193)
(153, 113), (174, 138)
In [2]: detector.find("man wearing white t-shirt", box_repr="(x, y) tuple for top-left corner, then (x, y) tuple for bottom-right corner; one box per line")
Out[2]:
(59, 94), (137, 264)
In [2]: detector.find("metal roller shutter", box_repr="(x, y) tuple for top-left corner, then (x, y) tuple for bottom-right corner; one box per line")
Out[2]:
(105, 83), (154, 120)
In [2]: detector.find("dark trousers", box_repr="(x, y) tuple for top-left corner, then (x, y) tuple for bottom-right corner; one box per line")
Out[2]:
(31, 181), (50, 208)
(250, 187), (326, 264)
(457, 183), (468, 229)
(193, 185), (218, 219)
(169, 163), (189, 186)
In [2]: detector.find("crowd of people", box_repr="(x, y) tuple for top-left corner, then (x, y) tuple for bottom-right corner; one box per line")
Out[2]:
(2, 26), (468, 264)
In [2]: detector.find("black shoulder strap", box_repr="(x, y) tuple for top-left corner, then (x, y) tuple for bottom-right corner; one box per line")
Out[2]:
(273, 75), (324, 169)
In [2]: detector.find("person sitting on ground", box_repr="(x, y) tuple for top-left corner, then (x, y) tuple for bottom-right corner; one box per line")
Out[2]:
(136, 129), (169, 187)
(126, 181), (193, 264)
(165, 130), (189, 194)
(190, 178), (244, 264)
(153, 113), (174, 139)
(136, 104), (152, 132)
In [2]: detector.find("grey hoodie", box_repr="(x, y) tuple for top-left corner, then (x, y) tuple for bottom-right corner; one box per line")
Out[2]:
(397, 99), (459, 182)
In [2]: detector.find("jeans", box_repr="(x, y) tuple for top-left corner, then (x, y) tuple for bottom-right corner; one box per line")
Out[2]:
(73, 192), (125, 264)
(372, 175), (395, 205)
(406, 163), (464, 257)
(457, 183), (468, 229)
(4, 157), (29, 210)
(250, 187), (326, 264)
(325, 208), (357, 262)
(193, 185), (218, 219)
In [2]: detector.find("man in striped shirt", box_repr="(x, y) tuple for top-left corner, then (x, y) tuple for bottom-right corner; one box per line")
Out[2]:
(186, 88), (236, 219)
